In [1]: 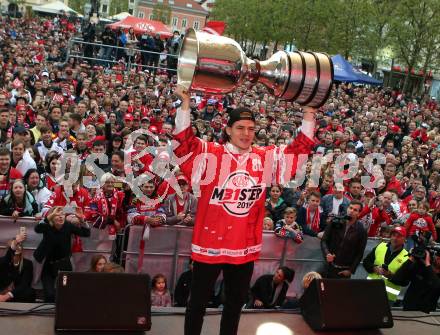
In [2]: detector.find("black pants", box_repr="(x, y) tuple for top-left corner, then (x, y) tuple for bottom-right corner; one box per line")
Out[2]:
(184, 261), (254, 335)
(41, 259), (72, 303)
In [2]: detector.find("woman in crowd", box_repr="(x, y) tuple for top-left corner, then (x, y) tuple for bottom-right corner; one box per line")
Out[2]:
(265, 184), (288, 223)
(0, 179), (38, 218)
(88, 254), (107, 273)
(42, 151), (61, 192)
(34, 206), (91, 302)
(23, 168), (52, 214)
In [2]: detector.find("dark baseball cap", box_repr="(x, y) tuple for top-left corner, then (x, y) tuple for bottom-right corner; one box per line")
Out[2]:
(13, 125), (28, 135)
(227, 107), (255, 127)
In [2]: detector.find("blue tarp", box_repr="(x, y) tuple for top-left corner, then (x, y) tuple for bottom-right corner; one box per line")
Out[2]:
(331, 54), (382, 85)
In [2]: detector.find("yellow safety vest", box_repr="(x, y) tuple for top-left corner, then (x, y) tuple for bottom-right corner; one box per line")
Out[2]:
(367, 242), (408, 301)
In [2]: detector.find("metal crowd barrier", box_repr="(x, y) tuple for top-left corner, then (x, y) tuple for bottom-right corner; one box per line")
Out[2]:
(65, 38), (178, 73)
(0, 216), (113, 287)
(0, 216), (382, 295)
(122, 225), (383, 295)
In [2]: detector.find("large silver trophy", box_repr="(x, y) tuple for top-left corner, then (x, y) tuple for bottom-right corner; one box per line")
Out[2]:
(178, 28), (333, 107)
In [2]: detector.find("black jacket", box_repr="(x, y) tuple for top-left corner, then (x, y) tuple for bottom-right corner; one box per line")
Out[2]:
(250, 274), (289, 308)
(33, 219), (90, 263)
(390, 259), (440, 313)
(265, 199), (288, 224)
(321, 219), (367, 274)
(0, 248), (35, 302)
(296, 206), (325, 237)
(101, 29), (115, 45)
(153, 37), (164, 53)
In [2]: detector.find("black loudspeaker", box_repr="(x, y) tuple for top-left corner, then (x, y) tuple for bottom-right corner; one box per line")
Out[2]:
(300, 279), (393, 330)
(55, 272), (151, 332)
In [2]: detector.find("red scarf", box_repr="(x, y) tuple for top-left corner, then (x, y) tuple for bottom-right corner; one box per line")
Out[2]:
(307, 207), (321, 233)
(100, 191), (119, 219)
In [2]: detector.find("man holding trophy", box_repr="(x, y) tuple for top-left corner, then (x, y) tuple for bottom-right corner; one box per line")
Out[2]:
(173, 28), (333, 335)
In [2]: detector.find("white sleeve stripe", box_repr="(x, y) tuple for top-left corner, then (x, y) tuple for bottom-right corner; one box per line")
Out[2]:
(174, 107), (191, 134)
(301, 119), (315, 140)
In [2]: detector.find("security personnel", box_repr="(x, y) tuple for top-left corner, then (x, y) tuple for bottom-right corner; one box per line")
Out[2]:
(363, 226), (408, 302)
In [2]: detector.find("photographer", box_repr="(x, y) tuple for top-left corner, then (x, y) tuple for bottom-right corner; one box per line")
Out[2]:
(34, 206), (91, 303)
(321, 200), (367, 278)
(389, 236), (440, 312)
(363, 226), (409, 302)
(0, 232), (35, 303)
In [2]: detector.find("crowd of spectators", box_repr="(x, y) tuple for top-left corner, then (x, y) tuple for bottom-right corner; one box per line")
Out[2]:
(0, 15), (439, 307)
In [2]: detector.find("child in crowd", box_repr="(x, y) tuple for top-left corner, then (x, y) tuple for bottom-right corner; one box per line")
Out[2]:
(263, 217), (274, 230)
(151, 273), (172, 307)
(405, 201), (437, 241)
(274, 207), (303, 244)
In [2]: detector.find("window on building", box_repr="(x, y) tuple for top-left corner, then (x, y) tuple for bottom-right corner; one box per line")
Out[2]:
(172, 17), (178, 27)
(149, 14), (154, 20)
(138, 12), (144, 18)
(102, 4), (108, 13)
(169, 0), (175, 4)
(193, 21), (200, 30)
(181, 18), (187, 28)
(128, 9), (133, 15)
(129, 0), (135, 3)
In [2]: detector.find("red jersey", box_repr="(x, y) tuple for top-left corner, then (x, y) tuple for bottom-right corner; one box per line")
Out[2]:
(405, 213), (437, 240)
(173, 126), (314, 265)
(43, 186), (91, 215)
(45, 174), (58, 192)
(386, 176), (403, 196)
(88, 190), (126, 228)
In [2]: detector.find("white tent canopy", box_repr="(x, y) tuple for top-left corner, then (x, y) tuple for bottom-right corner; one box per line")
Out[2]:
(110, 12), (131, 21)
(33, 1), (81, 16)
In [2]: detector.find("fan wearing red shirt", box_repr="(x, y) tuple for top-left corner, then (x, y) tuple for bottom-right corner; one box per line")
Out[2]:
(128, 96), (148, 117)
(43, 182), (91, 218)
(127, 135), (154, 176)
(383, 163), (403, 196)
(411, 124), (429, 143)
(405, 201), (437, 241)
(0, 148), (22, 201)
(165, 97), (177, 117)
(325, 118), (344, 133)
(150, 109), (164, 132)
(88, 173), (126, 231)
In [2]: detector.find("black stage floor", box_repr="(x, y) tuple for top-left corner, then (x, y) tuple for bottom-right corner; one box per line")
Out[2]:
(0, 304), (439, 335)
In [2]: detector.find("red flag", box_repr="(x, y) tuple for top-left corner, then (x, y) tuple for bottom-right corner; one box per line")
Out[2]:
(53, 93), (65, 104)
(12, 78), (23, 89)
(202, 21), (226, 36)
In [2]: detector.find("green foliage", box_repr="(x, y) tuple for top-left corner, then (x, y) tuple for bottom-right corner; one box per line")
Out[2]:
(109, 0), (129, 17)
(388, 1), (440, 71)
(152, 3), (172, 24)
(68, 0), (88, 14)
(211, 0), (440, 79)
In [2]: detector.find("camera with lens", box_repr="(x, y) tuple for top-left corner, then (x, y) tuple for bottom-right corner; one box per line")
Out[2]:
(332, 215), (351, 229)
(410, 231), (440, 261)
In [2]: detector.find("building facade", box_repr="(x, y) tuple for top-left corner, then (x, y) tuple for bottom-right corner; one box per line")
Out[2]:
(1, 0), (54, 13)
(136, 0), (208, 33)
